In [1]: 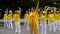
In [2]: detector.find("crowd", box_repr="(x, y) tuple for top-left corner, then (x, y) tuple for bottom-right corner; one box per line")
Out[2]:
(3, 1), (60, 34)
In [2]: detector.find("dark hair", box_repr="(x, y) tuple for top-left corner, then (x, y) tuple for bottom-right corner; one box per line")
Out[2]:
(31, 7), (35, 10)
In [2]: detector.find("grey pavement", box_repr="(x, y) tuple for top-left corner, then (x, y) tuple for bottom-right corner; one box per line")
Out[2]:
(0, 19), (60, 34)
(0, 25), (60, 34)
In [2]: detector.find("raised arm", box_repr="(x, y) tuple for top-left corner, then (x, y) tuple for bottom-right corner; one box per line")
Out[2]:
(35, 1), (39, 14)
(18, 7), (21, 15)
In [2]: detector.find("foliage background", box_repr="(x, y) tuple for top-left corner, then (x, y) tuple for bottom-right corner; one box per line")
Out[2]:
(0, 0), (60, 18)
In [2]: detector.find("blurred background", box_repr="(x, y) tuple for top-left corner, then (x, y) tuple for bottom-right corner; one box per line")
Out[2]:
(0, 0), (60, 19)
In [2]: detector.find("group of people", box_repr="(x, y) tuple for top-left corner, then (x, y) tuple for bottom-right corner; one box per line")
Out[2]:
(24, 2), (60, 34)
(4, 8), (21, 34)
(3, 1), (60, 34)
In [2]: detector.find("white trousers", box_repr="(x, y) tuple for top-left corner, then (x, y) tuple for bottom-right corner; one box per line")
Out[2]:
(27, 21), (29, 30)
(8, 20), (13, 29)
(55, 20), (58, 30)
(14, 21), (21, 33)
(4, 19), (8, 27)
(41, 23), (47, 34)
(49, 22), (56, 32)
(24, 19), (27, 26)
(36, 20), (39, 29)
(48, 21), (50, 26)
(56, 20), (60, 30)
(59, 20), (60, 30)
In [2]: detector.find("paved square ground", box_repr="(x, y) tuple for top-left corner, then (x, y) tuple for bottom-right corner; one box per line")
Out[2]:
(0, 25), (60, 34)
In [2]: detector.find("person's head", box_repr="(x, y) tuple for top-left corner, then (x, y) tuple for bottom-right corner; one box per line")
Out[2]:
(31, 7), (34, 12)
(48, 11), (50, 14)
(26, 11), (28, 14)
(57, 11), (59, 14)
(50, 10), (54, 14)
(9, 10), (12, 14)
(40, 13), (43, 17)
(5, 11), (8, 14)
(48, 10), (51, 14)
(18, 7), (21, 10)
(29, 8), (30, 11)
(43, 11), (46, 15)
(16, 11), (19, 14)
(14, 11), (16, 14)
(28, 11), (30, 15)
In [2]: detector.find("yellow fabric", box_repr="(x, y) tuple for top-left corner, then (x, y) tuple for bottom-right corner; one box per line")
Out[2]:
(35, 14), (39, 22)
(5, 11), (8, 14)
(30, 22), (38, 34)
(8, 14), (12, 20)
(14, 14), (20, 22)
(55, 14), (59, 20)
(26, 14), (30, 22)
(48, 14), (55, 22)
(4, 14), (8, 19)
(24, 14), (27, 20)
(40, 14), (43, 18)
(29, 12), (38, 24)
(57, 14), (60, 20)
(18, 10), (21, 15)
(40, 15), (46, 23)
(24, 13), (30, 22)
(55, 14), (57, 20)
(59, 14), (60, 20)
(29, 4), (38, 34)
(34, 4), (38, 15)
(29, 12), (38, 34)
(44, 10), (47, 15)
(13, 14), (15, 20)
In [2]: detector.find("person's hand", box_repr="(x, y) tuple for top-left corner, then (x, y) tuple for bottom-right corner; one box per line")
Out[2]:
(36, 1), (39, 6)
(6, 9), (8, 11)
(38, 1), (39, 4)
(18, 7), (21, 10)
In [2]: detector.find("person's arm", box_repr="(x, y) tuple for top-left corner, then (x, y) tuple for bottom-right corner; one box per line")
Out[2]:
(18, 7), (21, 15)
(35, 1), (39, 14)
(40, 16), (43, 26)
(24, 14), (25, 19)
(6, 9), (8, 12)
(3, 14), (4, 19)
